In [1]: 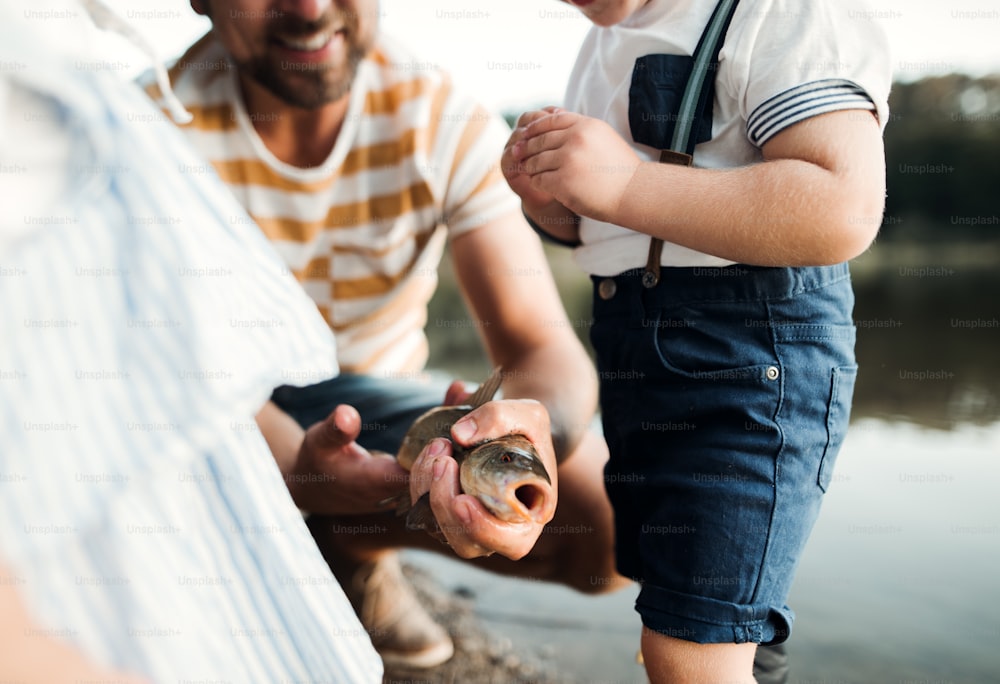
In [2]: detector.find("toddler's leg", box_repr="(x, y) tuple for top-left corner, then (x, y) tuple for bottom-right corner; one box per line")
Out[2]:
(641, 630), (757, 684)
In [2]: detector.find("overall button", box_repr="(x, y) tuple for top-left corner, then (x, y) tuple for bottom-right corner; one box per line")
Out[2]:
(766, 366), (780, 381)
(598, 278), (617, 300)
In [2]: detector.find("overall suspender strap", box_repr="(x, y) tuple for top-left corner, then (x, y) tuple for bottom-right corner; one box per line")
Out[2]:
(643, 0), (740, 288)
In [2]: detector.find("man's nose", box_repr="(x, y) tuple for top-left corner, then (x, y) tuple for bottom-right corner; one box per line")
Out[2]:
(275, 0), (335, 23)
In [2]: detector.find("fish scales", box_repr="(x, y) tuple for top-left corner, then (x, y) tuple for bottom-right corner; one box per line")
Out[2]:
(396, 367), (554, 539)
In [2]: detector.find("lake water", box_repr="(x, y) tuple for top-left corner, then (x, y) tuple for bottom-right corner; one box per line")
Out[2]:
(417, 257), (1000, 683)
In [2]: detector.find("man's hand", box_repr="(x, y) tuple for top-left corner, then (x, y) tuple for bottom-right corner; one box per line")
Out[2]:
(287, 404), (409, 515)
(407, 398), (559, 560)
(511, 109), (642, 224)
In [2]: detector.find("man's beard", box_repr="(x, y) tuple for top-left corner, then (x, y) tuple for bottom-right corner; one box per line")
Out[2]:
(245, 47), (365, 110)
(217, 4), (370, 110)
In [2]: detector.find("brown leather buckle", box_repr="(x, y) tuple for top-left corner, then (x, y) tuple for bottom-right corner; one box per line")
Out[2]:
(642, 149), (694, 288)
(658, 149), (693, 166)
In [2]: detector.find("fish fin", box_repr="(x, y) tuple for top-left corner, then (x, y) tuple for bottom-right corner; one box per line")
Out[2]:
(467, 365), (503, 409)
(378, 491), (410, 517)
(405, 493), (447, 543)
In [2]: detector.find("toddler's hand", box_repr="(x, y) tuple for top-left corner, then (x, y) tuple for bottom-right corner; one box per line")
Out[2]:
(502, 107), (563, 211)
(510, 110), (642, 224)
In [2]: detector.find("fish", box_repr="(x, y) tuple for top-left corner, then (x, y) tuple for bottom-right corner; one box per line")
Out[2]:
(396, 367), (555, 540)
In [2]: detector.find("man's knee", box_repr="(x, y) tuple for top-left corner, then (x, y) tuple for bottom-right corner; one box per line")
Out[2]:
(544, 431), (627, 593)
(570, 569), (632, 595)
(550, 540), (629, 594)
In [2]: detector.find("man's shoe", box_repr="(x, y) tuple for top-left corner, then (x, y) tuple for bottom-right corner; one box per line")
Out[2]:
(339, 553), (455, 669)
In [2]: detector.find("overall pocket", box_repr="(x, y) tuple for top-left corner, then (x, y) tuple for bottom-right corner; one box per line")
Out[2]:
(649, 300), (780, 382)
(818, 365), (858, 491)
(628, 53), (715, 150)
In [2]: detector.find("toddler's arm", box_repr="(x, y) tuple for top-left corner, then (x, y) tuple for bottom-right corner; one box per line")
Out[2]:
(512, 108), (886, 266)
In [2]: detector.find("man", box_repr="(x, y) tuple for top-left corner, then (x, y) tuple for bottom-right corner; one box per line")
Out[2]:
(147, 0), (626, 669)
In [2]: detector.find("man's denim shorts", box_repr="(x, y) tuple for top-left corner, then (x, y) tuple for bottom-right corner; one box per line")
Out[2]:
(270, 373), (449, 454)
(590, 263), (857, 646)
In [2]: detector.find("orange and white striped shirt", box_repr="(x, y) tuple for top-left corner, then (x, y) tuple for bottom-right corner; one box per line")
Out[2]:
(147, 34), (519, 374)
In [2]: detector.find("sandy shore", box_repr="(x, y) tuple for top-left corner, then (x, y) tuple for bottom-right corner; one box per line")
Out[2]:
(383, 562), (570, 684)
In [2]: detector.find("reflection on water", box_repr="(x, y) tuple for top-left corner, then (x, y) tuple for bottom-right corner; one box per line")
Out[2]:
(790, 262), (1000, 683)
(790, 420), (1000, 684)
(852, 265), (1000, 428)
(423, 256), (1000, 682)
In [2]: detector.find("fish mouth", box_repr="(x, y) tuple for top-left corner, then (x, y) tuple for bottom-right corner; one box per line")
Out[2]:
(472, 476), (555, 525)
(459, 435), (556, 524)
(510, 481), (549, 521)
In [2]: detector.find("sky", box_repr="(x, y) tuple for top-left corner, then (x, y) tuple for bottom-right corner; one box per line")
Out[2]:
(93, 0), (1000, 112)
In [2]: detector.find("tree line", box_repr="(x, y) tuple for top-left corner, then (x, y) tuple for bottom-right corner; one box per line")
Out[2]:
(883, 73), (999, 243)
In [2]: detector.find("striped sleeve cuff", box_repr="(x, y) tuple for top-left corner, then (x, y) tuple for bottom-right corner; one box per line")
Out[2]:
(747, 79), (876, 147)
